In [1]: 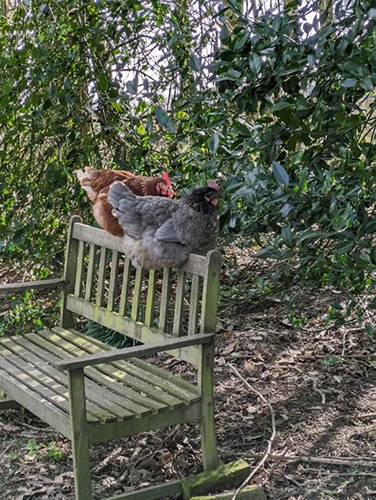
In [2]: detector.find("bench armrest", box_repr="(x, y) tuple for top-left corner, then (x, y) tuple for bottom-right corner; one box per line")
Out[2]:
(53, 332), (215, 371)
(0, 277), (67, 294)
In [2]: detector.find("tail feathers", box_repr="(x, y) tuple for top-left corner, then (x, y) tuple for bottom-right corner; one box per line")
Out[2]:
(108, 182), (143, 237)
(107, 181), (135, 209)
(76, 167), (97, 202)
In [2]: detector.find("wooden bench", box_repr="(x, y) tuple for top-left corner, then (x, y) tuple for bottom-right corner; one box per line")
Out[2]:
(0, 216), (221, 500)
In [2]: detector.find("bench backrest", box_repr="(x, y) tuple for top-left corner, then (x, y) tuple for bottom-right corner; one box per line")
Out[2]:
(60, 216), (221, 366)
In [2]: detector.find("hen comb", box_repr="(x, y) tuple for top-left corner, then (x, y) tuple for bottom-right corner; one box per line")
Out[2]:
(162, 171), (172, 187)
(207, 179), (221, 191)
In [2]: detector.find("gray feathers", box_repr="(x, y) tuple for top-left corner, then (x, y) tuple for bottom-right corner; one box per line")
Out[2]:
(107, 181), (220, 269)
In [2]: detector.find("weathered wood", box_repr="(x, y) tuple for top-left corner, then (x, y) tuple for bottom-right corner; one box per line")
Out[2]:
(107, 250), (119, 312)
(87, 401), (202, 444)
(145, 269), (157, 327)
(22, 331), (163, 413)
(0, 339), (112, 423)
(54, 332), (214, 371)
(180, 253), (208, 277)
(0, 354), (71, 438)
(199, 342), (218, 470)
(0, 277), (67, 294)
(119, 258), (132, 316)
(181, 460), (251, 500)
(188, 275), (201, 335)
(65, 296), (201, 365)
(75, 240), (85, 298)
(85, 243), (96, 302)
(158, 267), (171, 332)
(131, 267), (144, 321)
(106, 480), (181, 500)
(61, 215), (82, 328)
(173, 269), (186, 336)
(128, 358), (200, 401)
(73, 222), (124, 252)
(68, 368), (93, 500)
(96, 246), (107, 307)
(201, 250), (221, 334)
(53, 328), (190, 409)
(30, 332), (153, 418)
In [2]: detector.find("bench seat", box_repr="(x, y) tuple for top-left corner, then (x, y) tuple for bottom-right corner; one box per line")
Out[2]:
(0, 327), (202, 443)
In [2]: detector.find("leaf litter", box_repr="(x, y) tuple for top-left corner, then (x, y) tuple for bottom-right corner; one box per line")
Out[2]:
(1, 266), (376, 499)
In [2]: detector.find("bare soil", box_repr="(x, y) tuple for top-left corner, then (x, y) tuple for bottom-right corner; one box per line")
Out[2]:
(1, 266), (376, 499)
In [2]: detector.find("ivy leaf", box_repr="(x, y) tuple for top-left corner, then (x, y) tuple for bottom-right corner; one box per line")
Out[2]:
(155, 106), (176, 134)
(273, 161), (289, 186)
(189, 54), (202, 72)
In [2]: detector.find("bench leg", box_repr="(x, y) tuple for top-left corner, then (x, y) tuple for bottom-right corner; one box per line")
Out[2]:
(68, 368), (93, 500)
(199, 343), (219, 470)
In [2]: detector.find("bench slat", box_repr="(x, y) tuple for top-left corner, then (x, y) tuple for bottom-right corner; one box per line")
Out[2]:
(85, 243), (96, 302)
(9, 336), (139, 420)
(119, 258), (132, 316)
(158, 267), (171, 332)
(188, 275), (201, 335)
(16, 333), (165, 413)
(26, 332), (153, 418)
(145, 269), (157, 327)
(72, 223), (209, 276)
(66, 296), (201, 366)
(96, 246), (107, 307)
(51, 328), (200, 402)
(0, 338), (118, 422)
(0, 354), (71, 437)
(131, 267), (144, 322)
(53, 328), (187, 409)
(173, 269), (185, 337)
(107, 250), (119, 312)
(75, 240), (85, 298)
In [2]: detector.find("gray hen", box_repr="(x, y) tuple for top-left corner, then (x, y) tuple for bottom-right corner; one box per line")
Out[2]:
(107, 180), (221, 269)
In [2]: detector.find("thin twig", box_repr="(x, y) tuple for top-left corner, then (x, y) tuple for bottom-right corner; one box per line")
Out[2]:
(246, 451), (376, 468)
(0, 440), (16, 460)
(228, 363), (276, 500)
(288, 455), (376, 468)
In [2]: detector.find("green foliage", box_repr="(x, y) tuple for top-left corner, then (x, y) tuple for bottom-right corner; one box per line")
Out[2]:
(84, 320), (134, 348)
(25, 439), (64, 461)
(0, 0), (193, 271)
(176, 0), (376, 323)
(1, 0), (376, 328)
(0, 289), (61, 336)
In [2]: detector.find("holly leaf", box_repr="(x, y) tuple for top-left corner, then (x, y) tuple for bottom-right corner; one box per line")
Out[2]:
(155, 106), (176, 133)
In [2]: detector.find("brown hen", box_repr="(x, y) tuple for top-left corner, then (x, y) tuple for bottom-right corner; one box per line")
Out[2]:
(77, 167), (173, 236)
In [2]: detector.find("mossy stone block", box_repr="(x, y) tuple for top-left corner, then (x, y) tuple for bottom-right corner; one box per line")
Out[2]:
(181, 459), (251, 499)
(191, 485), (266, 500)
